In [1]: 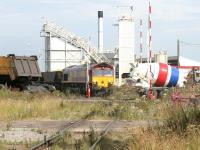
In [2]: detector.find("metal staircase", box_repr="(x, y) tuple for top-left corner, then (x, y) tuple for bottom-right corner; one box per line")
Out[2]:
(41, 21), (110, 63)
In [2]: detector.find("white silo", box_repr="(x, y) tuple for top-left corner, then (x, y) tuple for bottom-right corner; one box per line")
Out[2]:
(118, 9), (135, 86)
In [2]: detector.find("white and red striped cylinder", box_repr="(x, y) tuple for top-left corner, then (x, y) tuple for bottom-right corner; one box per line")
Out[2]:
(135, 63), (186, 87)
(152, 63), (180, 87)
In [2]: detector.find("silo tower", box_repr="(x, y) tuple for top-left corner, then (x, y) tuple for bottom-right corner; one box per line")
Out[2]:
(118, 6), (135, 86)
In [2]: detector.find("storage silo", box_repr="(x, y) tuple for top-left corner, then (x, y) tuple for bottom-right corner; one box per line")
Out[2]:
(118, 11), (135, 86)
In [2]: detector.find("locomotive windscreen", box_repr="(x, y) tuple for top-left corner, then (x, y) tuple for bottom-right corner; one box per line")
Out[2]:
(93, 69), (113, 76)
(103, 70), (113, 76)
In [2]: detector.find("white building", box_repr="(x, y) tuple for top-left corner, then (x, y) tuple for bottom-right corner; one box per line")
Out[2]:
(44, 35), (83, 72)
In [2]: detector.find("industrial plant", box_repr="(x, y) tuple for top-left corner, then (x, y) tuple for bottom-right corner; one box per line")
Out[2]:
(41, 8), (135, 87)
(0, 0), (200, 149)
(39, 4), (200, 97)
(1, 1), (200, 97)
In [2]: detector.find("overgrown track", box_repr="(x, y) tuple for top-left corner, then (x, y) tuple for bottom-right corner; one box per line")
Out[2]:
(89, 120), (115, 150)
(29, 120), (115, 150)
(29, 119), (83, 150)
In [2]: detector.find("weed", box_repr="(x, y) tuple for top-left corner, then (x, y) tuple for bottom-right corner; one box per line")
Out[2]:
(6, 121), (11, 130)
(0, 141), (5, 150)
(163, 106), (200, 135)
(59, 100), (64, 108)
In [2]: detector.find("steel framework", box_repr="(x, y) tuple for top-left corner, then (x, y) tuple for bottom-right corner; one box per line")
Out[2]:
(41, 21), (110, 71)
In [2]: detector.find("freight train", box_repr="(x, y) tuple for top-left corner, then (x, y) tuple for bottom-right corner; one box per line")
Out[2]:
(42, 63), (115, 96)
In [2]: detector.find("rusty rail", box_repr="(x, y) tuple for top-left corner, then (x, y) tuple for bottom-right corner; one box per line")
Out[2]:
(89, 120), (115, 150)
(29, 119), (83, 150)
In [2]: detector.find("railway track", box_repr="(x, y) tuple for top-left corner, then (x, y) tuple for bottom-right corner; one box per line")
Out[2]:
(89, 120), (115, 150)
(29, 119), (83, 150)
(28, 120), (115, 150)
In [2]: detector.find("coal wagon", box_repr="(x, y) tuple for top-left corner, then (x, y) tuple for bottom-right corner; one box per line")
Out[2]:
(0, 55), (54, 92)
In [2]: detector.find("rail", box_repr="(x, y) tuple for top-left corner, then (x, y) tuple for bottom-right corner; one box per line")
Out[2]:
(89, 120), (115, 150)
(29, 120), (115, 150)
(29, 119), (83, 150)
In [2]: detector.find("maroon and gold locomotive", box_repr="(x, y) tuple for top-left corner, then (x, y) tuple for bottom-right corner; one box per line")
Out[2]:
(62, 63), (114, 95)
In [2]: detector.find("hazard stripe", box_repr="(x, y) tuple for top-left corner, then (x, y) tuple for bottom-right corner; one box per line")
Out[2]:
(164, 65), (172, 86)
(155, 63), (168, 87)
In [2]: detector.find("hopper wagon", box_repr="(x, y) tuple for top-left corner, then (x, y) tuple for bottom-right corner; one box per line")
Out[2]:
(0, 55), (54, 92)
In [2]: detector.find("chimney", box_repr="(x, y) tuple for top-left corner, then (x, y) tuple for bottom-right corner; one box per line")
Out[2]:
(98, 11), (103, 53)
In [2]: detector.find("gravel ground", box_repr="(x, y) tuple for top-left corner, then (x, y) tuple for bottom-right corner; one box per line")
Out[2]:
(0, 128), (52, 143)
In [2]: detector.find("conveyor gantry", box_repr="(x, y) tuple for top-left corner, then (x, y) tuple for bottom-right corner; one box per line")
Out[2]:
(41, 21), (110, 63)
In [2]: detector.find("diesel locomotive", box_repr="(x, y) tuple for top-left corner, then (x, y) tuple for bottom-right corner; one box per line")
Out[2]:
(62, 63), (115, 95)
(42, 62), (115, 96)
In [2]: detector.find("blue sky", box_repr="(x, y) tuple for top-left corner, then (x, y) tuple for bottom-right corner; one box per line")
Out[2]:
(0, 0), (200, 63)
